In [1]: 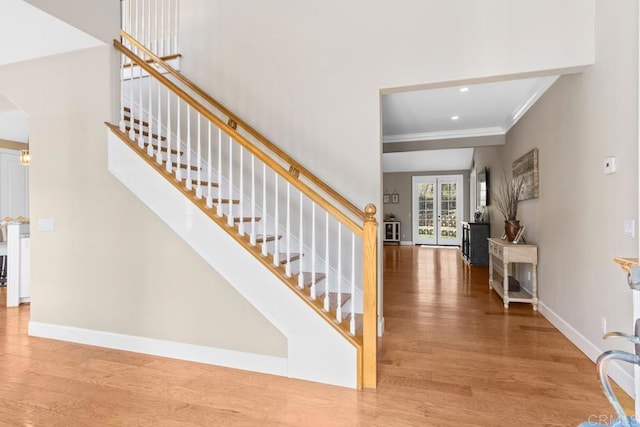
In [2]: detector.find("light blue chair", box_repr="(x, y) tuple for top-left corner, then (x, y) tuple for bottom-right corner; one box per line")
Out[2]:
(579, 329), (640, 427)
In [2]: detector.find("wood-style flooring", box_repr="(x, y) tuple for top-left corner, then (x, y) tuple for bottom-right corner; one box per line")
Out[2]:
(0, 246), (632, 426)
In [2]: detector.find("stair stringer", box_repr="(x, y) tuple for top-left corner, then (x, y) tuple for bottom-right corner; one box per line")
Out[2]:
(107, 129), (358, 389)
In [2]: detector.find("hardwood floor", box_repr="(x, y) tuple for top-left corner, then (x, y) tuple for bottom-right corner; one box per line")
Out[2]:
(0, 246), (632, 426)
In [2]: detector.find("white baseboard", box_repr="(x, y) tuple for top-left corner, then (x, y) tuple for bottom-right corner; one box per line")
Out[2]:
(28, 321), (288, 377)
(538, 302), (635, 398)
(400, 241), (413, 246)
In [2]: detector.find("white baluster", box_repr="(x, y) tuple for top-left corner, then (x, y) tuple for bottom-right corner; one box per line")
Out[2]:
(147, 0), (151, 51)
(123, 0), (128, 37)
(165, 89), (172, 173)
(310, 202), (316, 300)
(350, 233), (356, 335)
(298, 193), (304, 289)
(261, 163), (267, 257)
(119, 51), (126, 132)
(186, 106), (192, 190)
(272, 174), (279, 266)
(134, 0), (139, 47)
(147, 72), (154, 156)
(175, 98), (182, 181)
(324, 212), (329, 311)
(239, 147), (245, 236)
(155, 75), (163, 164)
(216, 128), (222, 217)
(227, 135), (234, 226)
(337, 224), (342, 322)
(206, 121), (212, 208)
(140, 0), (145, 49)
(159, 0), (164, 57)
(250, 155), (256, 246)
(195, 113), (202, 198)
(174, 0), (179, 54)
(120, 0), (125, 33)
(137, 55), (144, 149)
(285, 183), (291, 277)
(128, 45), (135, 141)
(154, 0), (158, 54)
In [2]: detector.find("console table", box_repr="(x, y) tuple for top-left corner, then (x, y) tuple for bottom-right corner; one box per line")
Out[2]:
(488, 238), (538, 310)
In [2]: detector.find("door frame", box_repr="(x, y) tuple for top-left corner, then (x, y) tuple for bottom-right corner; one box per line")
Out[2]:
(411, 174), (463, 246)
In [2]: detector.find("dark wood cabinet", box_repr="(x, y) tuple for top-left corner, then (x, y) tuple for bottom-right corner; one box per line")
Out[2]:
(461, 222), (490, 266)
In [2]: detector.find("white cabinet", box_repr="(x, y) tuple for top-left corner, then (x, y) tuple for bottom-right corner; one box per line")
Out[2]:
(384, 221), (400, 244)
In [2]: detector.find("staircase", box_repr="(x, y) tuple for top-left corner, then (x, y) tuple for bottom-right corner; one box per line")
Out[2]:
(105, 1), (377, 389)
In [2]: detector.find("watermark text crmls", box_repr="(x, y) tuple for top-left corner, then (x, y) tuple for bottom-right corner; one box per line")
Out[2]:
(586, 414), (638, 425)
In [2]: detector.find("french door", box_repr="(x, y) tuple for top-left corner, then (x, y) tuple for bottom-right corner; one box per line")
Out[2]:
(412, 175), (463, 246)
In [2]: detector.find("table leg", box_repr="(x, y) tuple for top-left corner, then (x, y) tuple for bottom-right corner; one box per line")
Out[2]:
(503, 260), (509, 309)
(488, 254), (493, 289)
(532, 263), (538, 311)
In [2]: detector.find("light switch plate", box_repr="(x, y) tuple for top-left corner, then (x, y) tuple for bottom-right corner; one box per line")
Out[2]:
(38, 218), (55, 232)
(604, 156), (617, 174)
(625, 219), (635, 237)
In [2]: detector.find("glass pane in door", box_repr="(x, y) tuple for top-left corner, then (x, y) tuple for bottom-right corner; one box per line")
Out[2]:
(439, 182), (457, 242)
(417, 182), (435, 244)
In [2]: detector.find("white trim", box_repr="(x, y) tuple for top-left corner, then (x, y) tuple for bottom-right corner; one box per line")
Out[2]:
(28, 321), (289, 377)
(412, 174), (464, 246)
(538, 301), (634, 398)
(400, 240), (413, 246)
(384, 127), (504, 143)
(377, 316), (385, 337)
(503, 75), (558, 131)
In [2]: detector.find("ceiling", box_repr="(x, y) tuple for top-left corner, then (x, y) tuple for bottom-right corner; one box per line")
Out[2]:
(381, 76), (558, 172)
(0, 0), (103, 67)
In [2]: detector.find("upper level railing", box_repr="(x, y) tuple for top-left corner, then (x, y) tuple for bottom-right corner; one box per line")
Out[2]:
(121, 0), (179, 59)
(115, 5), (377, 388)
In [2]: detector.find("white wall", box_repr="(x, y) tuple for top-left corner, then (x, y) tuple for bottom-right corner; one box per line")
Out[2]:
(25, 0), (118, 44)
(0, 0), (103, 67)
(179, 0), (595, 216)
(475, 0), (639, 395)
(0, 43), (288, 359)
(0, 110), (28, 143)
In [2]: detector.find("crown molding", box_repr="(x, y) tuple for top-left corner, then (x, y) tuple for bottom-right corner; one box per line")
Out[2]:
(384, 127), (505, 144)
(504, 75), (559, 132)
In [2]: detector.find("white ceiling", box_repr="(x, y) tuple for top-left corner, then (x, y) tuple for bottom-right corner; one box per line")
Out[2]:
(381, 76), (558, 172)
(0, 0), (103, 67)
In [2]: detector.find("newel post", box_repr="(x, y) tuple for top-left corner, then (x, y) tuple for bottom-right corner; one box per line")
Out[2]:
(362, 203), (378, 388)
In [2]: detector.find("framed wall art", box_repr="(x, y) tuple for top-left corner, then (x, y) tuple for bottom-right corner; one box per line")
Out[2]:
(513, 148), (539, 201)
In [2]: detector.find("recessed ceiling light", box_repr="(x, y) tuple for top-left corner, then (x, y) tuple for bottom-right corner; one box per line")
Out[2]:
(451, 115), (459, 121)
(459, 87), (469, 93)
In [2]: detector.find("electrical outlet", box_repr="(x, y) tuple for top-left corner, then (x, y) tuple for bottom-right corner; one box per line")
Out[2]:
(601, 317), (607, 334)
(527, 271), (531, 281)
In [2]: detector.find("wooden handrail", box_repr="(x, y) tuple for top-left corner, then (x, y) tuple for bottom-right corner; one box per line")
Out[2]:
(115, 39), (364, 237)
(120, 30), (366, 223)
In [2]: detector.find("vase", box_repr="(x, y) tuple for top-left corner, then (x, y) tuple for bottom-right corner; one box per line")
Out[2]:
(504, 220), (520, 242)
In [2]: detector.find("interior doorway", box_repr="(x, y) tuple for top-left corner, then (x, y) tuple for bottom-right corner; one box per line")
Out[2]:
(412, 174), (462, 246)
